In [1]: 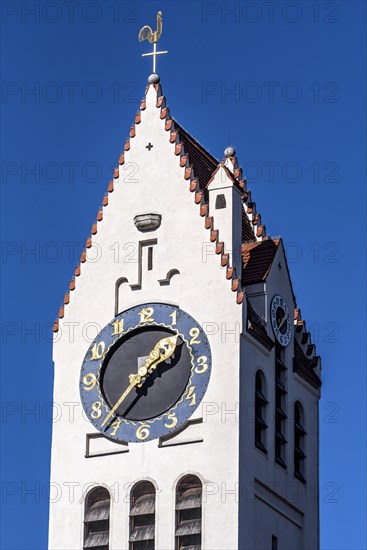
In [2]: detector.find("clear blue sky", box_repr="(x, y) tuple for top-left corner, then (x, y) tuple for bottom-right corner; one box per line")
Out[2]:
(1, 1), (366, 549)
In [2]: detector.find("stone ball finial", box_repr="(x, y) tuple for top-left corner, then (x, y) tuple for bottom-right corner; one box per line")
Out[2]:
(148, 73), (160, 85)
(224, 146), (236, 158)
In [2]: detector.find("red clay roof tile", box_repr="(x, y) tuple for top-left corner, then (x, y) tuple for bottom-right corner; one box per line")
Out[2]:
(242, 238), (280, 285)
(172, 120), (218, 192)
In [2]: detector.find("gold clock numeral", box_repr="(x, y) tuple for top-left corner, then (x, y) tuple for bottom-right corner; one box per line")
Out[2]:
(189, 327), (201, 345)
(91, 341), (105, 360)
(164, 413), (178, 429)
(110, 419), (122, 436)
(112, 319), (124, 335)
(91, 401), (102, 419)
(136, 424), (150, 440)
(139, 307), (154, 324)
(169, 310), (177, 326)
(83, 373), (97, 391)
(186, 386), (196, 407)
(195, 356), (208, 374)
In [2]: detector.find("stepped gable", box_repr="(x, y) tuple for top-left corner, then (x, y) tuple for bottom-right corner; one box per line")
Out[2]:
(293, 308), (322, 385)
(52, 74), (321, 380)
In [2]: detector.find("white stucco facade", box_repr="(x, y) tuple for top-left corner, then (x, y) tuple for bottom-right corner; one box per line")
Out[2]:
(49, 82), (320, 550)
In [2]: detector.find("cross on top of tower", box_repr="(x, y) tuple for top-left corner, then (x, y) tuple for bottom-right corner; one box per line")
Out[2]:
(138, 11), (168, 76)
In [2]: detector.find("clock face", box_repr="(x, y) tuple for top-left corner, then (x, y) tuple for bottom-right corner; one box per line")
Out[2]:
(270, 294), (292, 346)
(79, 303), (212, 443)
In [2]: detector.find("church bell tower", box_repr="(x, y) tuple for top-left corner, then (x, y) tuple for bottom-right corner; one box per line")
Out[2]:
(49, 12), (321, 550)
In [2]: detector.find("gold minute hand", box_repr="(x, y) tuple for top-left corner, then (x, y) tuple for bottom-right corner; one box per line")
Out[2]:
(101, 334), (178, 428)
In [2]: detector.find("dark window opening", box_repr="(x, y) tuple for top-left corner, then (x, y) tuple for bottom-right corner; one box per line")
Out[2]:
(175, 475), (202, 550)
(255, 370), (268, 453)
(272, 535), (278, 550)
(275, 344), (287, 468)
(83, 487), (110, 550)
(215, 194), (226, 209)
(147, 247), (153, 271)
(294, 401), (307, 483)
(129, 481), (155, 550)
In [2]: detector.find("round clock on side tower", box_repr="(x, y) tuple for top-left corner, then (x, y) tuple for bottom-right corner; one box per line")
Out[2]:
(270, 294), (292, 347)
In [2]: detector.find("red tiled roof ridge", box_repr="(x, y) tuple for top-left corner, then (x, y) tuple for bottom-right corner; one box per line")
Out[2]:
(242, 236), (280, 251)
(171, 118), (218, 166)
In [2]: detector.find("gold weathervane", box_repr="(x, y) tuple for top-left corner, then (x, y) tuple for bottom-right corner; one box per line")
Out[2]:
(138, 11), (168, 74)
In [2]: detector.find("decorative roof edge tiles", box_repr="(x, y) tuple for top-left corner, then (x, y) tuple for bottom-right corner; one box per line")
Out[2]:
(293, 308), (322, 382)
(293, 340), (321, 389)
(221, 154), (267, 243)
(159, 97), (244, 306)
(53, 81), (245, 333)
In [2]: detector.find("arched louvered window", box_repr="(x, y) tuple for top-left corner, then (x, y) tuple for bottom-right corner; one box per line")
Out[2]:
(175, 475), (202, 550)
(129, 481), (156, 550)
(294, 401), (307, 483)
(84, 487), (110, 550)
(255, 370), (268, 453)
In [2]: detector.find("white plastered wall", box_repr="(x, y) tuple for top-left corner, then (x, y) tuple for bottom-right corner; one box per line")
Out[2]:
(238, 243), (320, 550)
(49, 84), (244, 550)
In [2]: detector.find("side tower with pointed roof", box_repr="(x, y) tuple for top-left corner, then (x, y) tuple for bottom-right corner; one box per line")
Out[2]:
(49, 76), (321, 550)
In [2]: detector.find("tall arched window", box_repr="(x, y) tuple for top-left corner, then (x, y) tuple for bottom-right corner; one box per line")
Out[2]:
(294, 401), (307, 482)
(175, 475), (202, 550)
(255, 370), (268, 453)
(83, 487), (110, 550)
(275, 343), (287, 468)
(129, 481), (156, 550)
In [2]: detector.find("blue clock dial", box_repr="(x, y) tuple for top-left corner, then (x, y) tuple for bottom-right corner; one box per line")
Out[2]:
(270, 294), (292, 347)
(79, 303), (212, 443)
